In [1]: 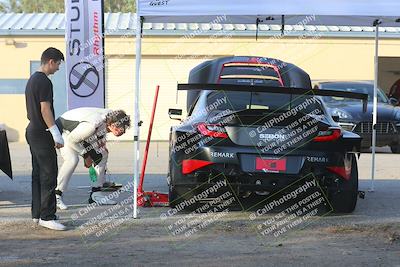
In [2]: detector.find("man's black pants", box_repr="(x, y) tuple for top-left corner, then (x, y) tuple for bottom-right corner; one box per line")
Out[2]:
(26, 129), (58, 221)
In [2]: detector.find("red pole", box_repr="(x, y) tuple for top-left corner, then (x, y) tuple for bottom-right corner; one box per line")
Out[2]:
(138, 85), (160, 193)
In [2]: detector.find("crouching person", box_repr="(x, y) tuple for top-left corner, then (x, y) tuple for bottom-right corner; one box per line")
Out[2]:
(54, 108), (130, 209)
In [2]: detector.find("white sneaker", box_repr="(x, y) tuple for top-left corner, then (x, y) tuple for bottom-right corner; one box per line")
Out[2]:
(33, 215), (59, 224)
(89, 191), (117, 205)
(38, 219), (66, 231)
(56, 195), (68, 210)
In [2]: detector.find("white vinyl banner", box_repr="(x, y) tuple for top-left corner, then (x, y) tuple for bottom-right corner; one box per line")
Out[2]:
(65, 0), (105, 109)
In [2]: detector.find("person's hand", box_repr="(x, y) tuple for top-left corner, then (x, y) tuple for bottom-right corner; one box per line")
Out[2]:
(48, 125), (64, 148)
(54, 142), (64, 149)
(84, 156), (93, 168)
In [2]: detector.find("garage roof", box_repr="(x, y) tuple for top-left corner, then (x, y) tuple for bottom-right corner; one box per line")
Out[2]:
(0, 12), (400, 37)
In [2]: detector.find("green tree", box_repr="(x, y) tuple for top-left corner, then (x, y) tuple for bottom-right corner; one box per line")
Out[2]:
(0, 3), (6, 12)
(104, 0), (136, 12)
(18, 0), (65, 12)
(1, 0), (22, 12)
(9, 0), (21, 12)
(5, 0), (136, 13)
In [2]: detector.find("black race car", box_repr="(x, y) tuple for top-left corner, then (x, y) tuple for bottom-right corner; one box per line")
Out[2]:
(314, 81), (400, 153)
(168, 57), (367, 213)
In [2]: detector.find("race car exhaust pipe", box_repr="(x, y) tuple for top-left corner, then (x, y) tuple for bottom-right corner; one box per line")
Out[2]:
(255, 179), (270, 196)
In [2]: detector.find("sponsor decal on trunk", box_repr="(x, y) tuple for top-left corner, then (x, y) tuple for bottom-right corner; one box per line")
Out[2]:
(259, 133), (286, 142)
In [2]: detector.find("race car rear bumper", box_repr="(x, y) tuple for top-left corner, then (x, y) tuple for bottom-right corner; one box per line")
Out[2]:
(171, 146), (351, 193)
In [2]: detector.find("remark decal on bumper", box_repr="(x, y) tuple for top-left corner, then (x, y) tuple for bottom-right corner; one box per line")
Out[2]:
(210, 152), (235, 158)
(306, 156), (328, 163)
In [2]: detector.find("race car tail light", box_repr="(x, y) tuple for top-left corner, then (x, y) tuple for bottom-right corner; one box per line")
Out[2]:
(182, 159), (214, 175)
(197, 123), (228, 138)
(326, 166), (351, 180)
(313, 128), (342, 142)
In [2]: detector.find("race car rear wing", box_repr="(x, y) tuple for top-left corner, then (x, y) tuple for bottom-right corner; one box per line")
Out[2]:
(178, 83), (368, 112)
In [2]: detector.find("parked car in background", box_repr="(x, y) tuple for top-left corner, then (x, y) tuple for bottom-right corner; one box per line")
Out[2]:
(388, 78), (400, 106)
(314, 81), (400, 153)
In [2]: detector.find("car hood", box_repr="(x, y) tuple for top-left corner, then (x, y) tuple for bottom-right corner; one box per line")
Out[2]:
(326, 102), (400, 122)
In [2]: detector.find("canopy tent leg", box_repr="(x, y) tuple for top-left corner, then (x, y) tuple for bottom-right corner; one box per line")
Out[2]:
(370, 19), (381, 192)
(133, 10), (143, 218)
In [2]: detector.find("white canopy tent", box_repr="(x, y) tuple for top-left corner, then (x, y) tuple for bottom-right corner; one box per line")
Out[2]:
(133, 0), (400, 218)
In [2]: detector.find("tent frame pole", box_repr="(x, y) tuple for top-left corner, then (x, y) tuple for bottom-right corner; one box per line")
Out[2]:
(133, 6), (142, 218)
(370, 19), (381, 192)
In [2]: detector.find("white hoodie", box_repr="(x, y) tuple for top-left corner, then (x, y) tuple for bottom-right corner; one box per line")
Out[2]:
(57, 107), (112, 155)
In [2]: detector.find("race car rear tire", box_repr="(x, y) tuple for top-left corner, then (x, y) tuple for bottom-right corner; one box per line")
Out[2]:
(168, 184), (181, 209)
(168, 161), (185, 209)
(169, 185), (200, 211)
(328, 154), (358, 213)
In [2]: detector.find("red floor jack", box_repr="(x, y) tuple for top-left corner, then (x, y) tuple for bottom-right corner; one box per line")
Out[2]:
(137, 85), (169, 207)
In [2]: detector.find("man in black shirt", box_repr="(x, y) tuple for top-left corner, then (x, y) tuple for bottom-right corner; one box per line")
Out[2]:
(25, 47), (66, 231)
